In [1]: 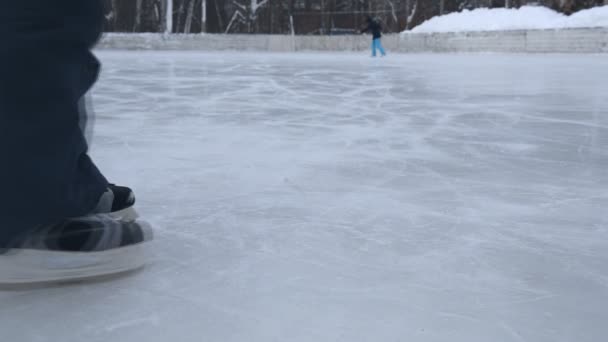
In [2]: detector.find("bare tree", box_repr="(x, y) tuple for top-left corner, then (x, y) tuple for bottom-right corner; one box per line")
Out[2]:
(183, 0), (197, 33)
(225, 0), (270, 33)
(175, 0), (185, 32)
(154, 0), (165, 32)
(202, 0), (207, 32)
(166, 0), (173, 33)
(107, 0), (118, 25)
(406, 0), (419, 29)
(134, 0), (144, 31)
(225, 7), (247, 33)
(386, 0), (399, 23)
(214, 0), (225, 31)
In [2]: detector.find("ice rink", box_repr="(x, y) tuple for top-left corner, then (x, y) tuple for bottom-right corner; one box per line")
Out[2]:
(1, 51), (607, 342)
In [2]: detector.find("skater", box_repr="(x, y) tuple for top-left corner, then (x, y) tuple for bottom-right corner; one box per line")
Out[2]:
(0, 0), (152, 285)
(361, 16), (386, 57)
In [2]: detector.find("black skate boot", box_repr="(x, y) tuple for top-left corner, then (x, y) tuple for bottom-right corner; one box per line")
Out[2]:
(0, 215), (153, 285)
(0, 187), (153, 286)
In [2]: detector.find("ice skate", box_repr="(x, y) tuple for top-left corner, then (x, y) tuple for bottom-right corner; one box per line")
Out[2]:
(0, 214), (153, 286)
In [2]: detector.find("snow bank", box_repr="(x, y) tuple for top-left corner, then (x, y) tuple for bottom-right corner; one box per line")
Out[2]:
(407, 5), (608, 33)
(567, 5), (608, 27)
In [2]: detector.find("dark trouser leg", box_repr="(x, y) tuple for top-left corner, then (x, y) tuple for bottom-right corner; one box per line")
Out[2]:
(0, 0), (108, 247)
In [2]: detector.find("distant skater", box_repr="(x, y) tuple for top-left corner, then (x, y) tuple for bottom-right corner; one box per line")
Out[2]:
(361, 16), (386, 57)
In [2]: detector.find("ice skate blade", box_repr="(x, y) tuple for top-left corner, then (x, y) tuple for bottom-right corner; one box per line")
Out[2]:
(0, 241), (152, 288)
(109, 206), (139, 222)
(0, 266), (146, 291)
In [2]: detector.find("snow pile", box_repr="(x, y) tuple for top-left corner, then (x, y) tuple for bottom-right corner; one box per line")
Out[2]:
(567, 5), (608, 27)
(407, 5), (608, 33)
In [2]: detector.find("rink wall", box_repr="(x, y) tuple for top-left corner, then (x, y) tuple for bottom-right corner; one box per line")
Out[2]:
(399, 28), (608, 53)
(98, 28), (608, 53)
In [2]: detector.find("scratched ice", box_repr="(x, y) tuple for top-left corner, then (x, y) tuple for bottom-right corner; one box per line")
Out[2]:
(1, 51), (607, 342)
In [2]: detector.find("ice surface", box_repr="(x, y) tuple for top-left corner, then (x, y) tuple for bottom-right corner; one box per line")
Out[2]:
(1, 52), (607, 342)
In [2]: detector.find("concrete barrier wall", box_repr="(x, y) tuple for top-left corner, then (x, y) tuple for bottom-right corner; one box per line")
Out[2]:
(525, 28), (608, 53)
(398, 28), (608, 53)
(98, 28), (608, 53)
(398, 31), (527, 53)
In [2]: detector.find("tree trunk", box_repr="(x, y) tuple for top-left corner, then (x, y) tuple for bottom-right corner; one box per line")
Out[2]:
(329, 0), (333, 33)
(439, 0), (445, 15)
(176, 0), (185, 33)
(288, 0), (295, 35)
(166, 0), (173, 33)
(320, 0), (325, 34)
(406, 0), (419, 30)
(155, 0), (164, 32)
(184, 0), (196, 33)
(111, 0), (119, 29)
(213, 0), (224, 32)
(202, 0), (207, 33)
(269, 0), (274, 34)
(134, 0), (143, 32)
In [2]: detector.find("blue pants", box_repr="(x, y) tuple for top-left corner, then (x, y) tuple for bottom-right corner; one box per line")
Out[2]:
(0, 0), (108, 247)
(371, 38), (386, 57)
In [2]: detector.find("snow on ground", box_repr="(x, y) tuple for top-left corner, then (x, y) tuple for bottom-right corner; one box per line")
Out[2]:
(1, 52), (607, 342)
(408, 5), (608, 33)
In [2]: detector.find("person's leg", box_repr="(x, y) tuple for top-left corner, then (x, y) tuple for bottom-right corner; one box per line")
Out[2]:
(0, 0), (108, 247)
(378, 39), (387, 56)
(0, 1), (151, 284)
(371, 39), (377, 57)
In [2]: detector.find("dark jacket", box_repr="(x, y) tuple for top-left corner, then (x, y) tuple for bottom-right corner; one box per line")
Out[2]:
(362, 18), (382, 39)
(0, 0), (108, 247)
